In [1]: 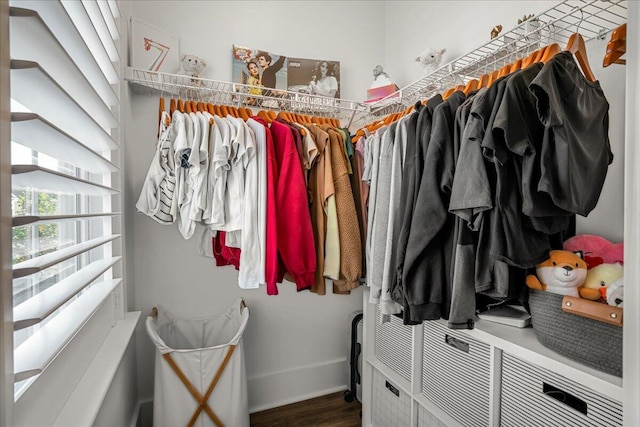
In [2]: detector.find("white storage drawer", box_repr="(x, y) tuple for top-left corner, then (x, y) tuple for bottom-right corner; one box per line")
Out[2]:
(375, 305), (413, 382)
(417, 403), (447, 427)
(371, 368), (411, 427)
(422, 321), (490, 427)
(501, 353), (622, 427)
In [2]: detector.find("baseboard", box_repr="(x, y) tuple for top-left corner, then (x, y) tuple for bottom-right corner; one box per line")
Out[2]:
(248, 358), (348, 413)
(135, 359), (349, 417)
(130, 399), (153, 427)
(129, 400), (141, 427)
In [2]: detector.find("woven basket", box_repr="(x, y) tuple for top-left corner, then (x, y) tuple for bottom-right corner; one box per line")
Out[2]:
(528, 289), (622, 377)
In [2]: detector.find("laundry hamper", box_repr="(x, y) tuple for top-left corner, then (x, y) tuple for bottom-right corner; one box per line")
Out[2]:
(146, 298), (250, 427)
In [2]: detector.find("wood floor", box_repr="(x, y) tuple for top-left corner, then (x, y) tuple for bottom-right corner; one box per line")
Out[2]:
(250, 391), (362, 427)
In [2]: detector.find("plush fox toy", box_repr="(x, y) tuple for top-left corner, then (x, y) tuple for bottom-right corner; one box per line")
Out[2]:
(526, 250), (600, 300)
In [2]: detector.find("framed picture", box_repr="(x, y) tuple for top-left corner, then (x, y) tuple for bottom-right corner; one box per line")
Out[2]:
(129, 17), (180, 74)
(288, 57), (340, 99)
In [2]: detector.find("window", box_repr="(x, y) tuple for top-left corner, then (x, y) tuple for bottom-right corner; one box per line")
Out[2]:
(4, 0), (123, 418)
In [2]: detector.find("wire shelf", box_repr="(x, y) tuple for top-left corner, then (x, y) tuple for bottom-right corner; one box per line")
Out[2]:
(366, 0), (627, 117)
(124, 67), (368, 124)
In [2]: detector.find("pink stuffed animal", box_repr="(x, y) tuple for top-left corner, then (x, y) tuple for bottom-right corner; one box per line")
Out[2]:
(563, 234), (623, 267)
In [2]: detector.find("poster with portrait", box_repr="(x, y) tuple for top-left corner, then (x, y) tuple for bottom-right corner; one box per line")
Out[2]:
(232, 44), (288, 97)
(287, 57), (341, 99)
(232, 45), (342, 104)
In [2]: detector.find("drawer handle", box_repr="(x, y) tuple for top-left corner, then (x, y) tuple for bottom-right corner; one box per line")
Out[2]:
(543, 383), (588, 415)
(445, 334), (469, 353)
(385, 380), (400, 397)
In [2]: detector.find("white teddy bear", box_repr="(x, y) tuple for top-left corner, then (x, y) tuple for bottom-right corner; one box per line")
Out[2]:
(415, 48), (446, 72)
(180, 54), (207, 83)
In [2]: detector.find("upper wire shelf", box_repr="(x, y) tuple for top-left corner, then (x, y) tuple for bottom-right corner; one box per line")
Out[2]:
(124, 67), (369, 124)
(366, 0), (627, 117)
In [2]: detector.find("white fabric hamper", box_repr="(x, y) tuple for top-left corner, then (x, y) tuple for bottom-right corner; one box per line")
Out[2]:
(146, 298), (250, 427)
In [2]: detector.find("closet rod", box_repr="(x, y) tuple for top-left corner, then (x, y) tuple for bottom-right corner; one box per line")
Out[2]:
(364, 0), (627, 119)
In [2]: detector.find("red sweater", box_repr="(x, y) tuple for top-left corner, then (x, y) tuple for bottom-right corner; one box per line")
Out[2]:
(269, 120), (316, 291)
(253, 117), (280, 295)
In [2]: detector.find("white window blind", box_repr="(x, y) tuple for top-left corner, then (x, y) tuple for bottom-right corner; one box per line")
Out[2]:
(7, 0), (122, 405)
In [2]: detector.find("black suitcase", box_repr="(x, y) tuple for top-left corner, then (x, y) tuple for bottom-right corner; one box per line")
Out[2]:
(344, 310), (363, 403)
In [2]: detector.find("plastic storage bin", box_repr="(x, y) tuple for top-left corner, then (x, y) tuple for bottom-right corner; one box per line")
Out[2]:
(146, 298), (249, 427)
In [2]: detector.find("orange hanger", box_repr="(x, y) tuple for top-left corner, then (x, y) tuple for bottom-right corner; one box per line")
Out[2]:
(539, 43), (561, 63)
(157, 97), (169, 136)
(203, 103), (214, 124)
(257, 110), (271, 123)
(463, 79), (479, 95)
(267, 110), (276, 121)
(497, 62), (512, 78)
(486, 69), (500, 87)
(185, 100), (192, 114)
(603, 23), (626, 67)
(566, 32), (596, 82)
(442, 87), (456, 100)
(238, 107), (250, 121)
(509, 58), (523, 73)
(477, 73), (490, 89)
(521, 47), (542, 68)
(169, 98), (177, 115)
(277, 111), (290, 122)
(177, 99), (185, 113)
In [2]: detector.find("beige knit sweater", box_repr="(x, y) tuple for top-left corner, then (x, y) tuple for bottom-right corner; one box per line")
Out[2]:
(323, 125), (362, 291)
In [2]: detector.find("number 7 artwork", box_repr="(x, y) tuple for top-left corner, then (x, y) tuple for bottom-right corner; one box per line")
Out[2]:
(130, 17), (180, 74)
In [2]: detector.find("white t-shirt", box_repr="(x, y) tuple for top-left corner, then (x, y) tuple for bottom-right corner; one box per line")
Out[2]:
(175, 112), (201, 239)
(171, 111), (188, 222)
(209, 115), (232, 228)
(188, 111), (210, 223)
(235, 119), (261, 288)
(222, 116), (249, 237)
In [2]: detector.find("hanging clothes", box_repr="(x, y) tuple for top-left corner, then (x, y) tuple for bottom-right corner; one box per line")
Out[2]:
(323, 125), (362, 293)
(528, 51), (613, 216)
(270, 120), (316, 291)
(402, 91), (466, 323)
(137, 111), (178, 225)
(252, 117), (280, 296)
(306, 125), (335, 295)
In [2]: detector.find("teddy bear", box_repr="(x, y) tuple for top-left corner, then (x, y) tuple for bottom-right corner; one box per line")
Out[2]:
(415, 48), (446, 72)
(563, 234), (623, 268)
(606, 277), (624, 307)
(525, 250), (598, 299)
(582, 263), (624, 303)
(179, 54), (207, 83)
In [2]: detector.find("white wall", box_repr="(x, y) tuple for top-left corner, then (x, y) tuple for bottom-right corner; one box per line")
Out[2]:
(383, 1), (558, 88)
(125, 1), (385, 413)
